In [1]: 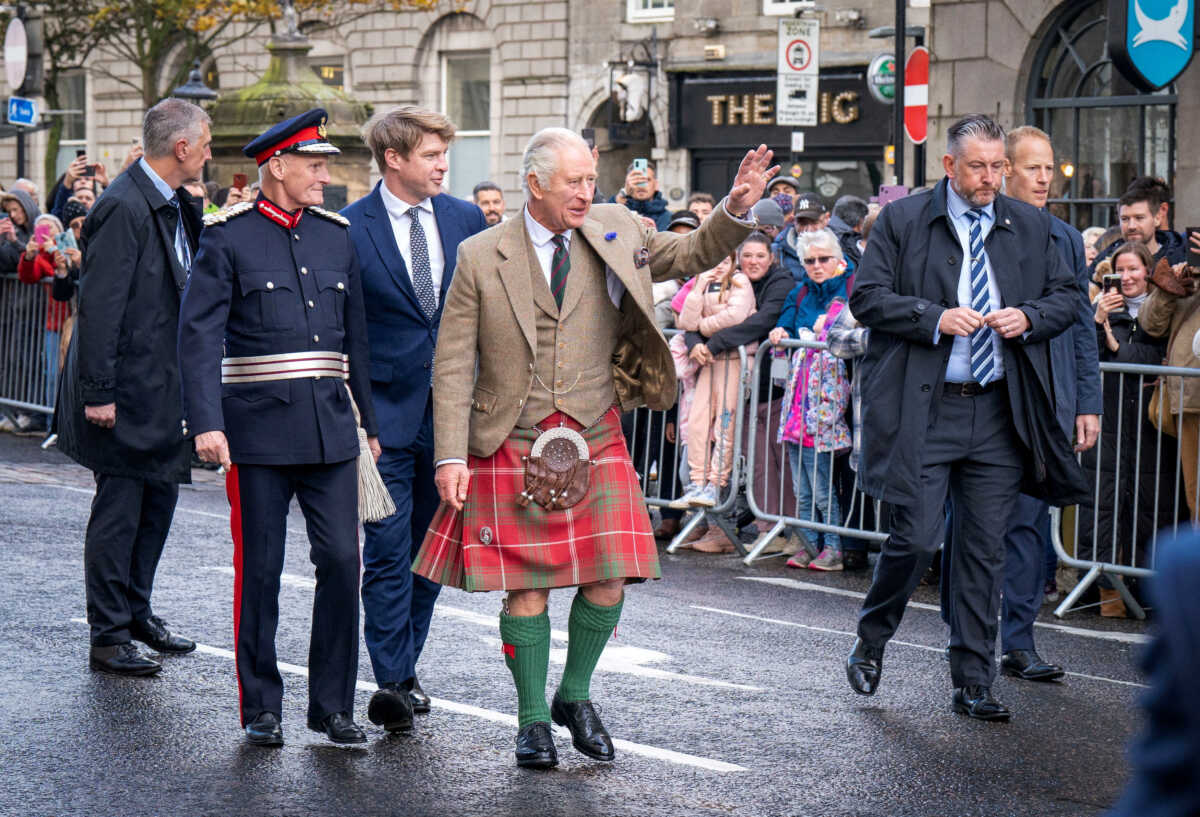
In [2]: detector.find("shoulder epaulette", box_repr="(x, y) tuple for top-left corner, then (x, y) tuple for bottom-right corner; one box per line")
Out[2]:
(307, 205), (349, 227)
(203, 200), (255, 227)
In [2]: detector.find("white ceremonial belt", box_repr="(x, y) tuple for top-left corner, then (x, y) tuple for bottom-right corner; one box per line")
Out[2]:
(221, 351), (349, 384)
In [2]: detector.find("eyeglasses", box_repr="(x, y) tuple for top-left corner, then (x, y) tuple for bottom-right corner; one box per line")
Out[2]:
(803, 255), (834, 265)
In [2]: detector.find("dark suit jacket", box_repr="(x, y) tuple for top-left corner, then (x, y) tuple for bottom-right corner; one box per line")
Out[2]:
(1049, 215), (1102, 437)
(849, 178), (1085, 507)
(55, 162), (200, 483)
(341, 185), (486, 450)
(1107, 531), (1200, 817)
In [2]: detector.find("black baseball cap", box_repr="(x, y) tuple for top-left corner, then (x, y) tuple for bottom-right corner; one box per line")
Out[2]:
(794, 193), (827, 220)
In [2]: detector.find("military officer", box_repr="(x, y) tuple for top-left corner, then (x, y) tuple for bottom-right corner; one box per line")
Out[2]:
(178, 109), (379, 746)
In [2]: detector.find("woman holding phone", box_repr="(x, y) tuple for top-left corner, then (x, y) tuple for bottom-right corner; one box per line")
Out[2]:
(17, 214), (71, 424)
(1082, 241), (1182, 616)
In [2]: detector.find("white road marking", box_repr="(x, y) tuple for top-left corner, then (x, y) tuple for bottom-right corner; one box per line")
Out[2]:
(70, 617), (746, 772)
(737, 576), (1150, 645)
(206, 566), (762, 691)
(691, 605), (1149, 689)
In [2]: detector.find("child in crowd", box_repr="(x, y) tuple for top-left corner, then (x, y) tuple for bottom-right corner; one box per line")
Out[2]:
(768, 228), (853, 571)
(671, 253), (755, 518)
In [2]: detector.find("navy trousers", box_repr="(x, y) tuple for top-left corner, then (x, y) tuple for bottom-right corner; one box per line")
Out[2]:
(84, 474), (178, 646)
(361, 406), (442, 686)
(858, 388), (1024, 687)
(229, 459), (359, 726)
(941, 492), (1050, 653)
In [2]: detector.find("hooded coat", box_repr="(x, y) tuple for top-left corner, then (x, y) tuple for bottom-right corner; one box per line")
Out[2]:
(0, 189), (40, 274)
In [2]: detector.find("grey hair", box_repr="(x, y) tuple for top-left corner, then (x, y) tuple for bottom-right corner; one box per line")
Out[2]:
(796, 227), (844, 263)
(947, 114), (1006, 158)
(832, 195), (869, 230)
(521, 127), (589, 196)
(143, 98), (211, 159)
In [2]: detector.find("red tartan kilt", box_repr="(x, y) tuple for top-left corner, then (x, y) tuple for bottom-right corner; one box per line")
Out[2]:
(413, 406), (661, 592)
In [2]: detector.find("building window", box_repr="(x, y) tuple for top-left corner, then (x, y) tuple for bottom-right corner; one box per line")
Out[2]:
(311, 62), (344, 90)
(1026, 0), (1176, 231)
(627, 0), (674, 23)
(762, 0), (812, 16)
(54, 71), (87, 178)
(443, 52), (490, 199)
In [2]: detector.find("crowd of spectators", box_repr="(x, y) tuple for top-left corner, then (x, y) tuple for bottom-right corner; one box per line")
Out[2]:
(2, 133), (1197, 609)
(603, 147), (1197, 606)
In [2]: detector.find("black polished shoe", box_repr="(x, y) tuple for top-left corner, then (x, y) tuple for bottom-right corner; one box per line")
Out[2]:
(842, 550), (869, 572)
(408, 677), (431, 715)
(245, 712), (284, 746)
(1000, 649), (1065, 682)
(89, 642), (162, 676)
(514, 722), (558, 769)
(952, 685), (1012, 722)
(308, 711), (367, 744)
(367, 683), (413, 732)
(550, 692), (615, 761)
(845, 638), (883, 695)
(130, 616), (196, 654)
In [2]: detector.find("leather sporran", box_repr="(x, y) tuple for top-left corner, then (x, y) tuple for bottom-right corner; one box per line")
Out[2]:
(519, 426), (593, 510)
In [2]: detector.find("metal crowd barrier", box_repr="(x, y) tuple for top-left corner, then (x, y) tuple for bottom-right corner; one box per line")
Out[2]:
(1049, 361), (1200, 620)
(0, 272), (58, 418)
(623, 330), (752, 554)
(740, 338), (888, 565)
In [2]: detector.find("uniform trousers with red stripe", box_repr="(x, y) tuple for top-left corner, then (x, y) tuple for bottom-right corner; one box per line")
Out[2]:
(227, 458), (360, 726)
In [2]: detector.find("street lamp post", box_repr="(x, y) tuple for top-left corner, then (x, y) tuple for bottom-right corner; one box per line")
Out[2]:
(868, 23), (927, 188)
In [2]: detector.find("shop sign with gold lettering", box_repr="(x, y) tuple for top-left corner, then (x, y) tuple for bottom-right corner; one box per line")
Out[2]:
(671, 71), (889, 150)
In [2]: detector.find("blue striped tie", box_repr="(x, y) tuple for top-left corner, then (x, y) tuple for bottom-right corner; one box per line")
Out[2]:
(964, 208), (995, 384)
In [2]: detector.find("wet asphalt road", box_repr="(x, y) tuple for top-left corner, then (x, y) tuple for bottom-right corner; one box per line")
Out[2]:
(0, 433), (1148, 817)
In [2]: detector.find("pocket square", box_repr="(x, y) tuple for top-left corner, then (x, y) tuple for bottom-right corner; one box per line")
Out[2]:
(634, 247), (650, 268)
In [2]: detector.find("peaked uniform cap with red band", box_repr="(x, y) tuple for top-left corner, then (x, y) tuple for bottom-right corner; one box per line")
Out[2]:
(243, 108), (340, 166)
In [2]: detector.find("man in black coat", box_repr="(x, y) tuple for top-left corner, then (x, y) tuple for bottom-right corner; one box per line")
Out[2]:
(845, 115), (1086, 721)
(55, 98), (211, 676)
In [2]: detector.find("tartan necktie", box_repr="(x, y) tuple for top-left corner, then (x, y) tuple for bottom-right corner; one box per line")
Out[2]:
(550, 234), (570, 309)
(964, 208), (996, 384)
(407, 206), (437, 320)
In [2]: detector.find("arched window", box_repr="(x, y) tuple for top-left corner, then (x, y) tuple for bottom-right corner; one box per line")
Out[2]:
(1026, 0), (1176, 230)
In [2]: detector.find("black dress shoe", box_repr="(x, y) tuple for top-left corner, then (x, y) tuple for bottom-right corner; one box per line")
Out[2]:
(408, 677), (431, 714)
(514, 722), (558, 769)
(952, 685), (1012, 722)
(842, 550), (869, 571)
(245, 712), (284, 746)
(130, 616), (196, 654)
(1000, 649), (1065, 682)
(367, 683), (413, 732)
(307, 711), (366, 744)
(550, 692), (615, 761)
(89, 642), (162, 676)
(845, 638), (883, 695)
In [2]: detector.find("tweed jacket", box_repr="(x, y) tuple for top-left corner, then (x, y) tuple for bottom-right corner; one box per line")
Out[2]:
(433, 201), (753, 462)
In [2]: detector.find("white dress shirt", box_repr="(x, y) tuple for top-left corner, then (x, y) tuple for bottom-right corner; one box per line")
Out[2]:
(523, 205), (571, 286)
(379, 181), (445, 306)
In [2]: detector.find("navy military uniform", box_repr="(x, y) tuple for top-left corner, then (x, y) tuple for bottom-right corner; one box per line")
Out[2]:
(178, 110), (377, 737)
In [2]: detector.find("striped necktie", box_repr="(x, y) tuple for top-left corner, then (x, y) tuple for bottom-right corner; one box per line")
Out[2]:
(550, 234), (570, 309)
(964, 208), (995, 384)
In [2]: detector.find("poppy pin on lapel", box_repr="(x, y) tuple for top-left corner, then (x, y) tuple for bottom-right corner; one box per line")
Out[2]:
(634, 247), (650, 268)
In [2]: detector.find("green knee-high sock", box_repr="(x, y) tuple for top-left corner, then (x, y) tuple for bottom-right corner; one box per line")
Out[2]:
(557, 591), (624, 702)
(499, 609), (551, 727)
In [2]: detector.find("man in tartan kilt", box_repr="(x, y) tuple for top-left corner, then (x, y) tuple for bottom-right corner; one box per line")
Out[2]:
(413, 127), (777, 768)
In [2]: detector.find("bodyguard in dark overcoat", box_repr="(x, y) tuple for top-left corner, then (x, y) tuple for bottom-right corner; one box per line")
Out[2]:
(844, 115), (1087, 722)
(55, 99), (210, 676)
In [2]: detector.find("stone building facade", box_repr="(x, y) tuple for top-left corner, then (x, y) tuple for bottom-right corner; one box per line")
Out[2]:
(0, 0), (1192, 229)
